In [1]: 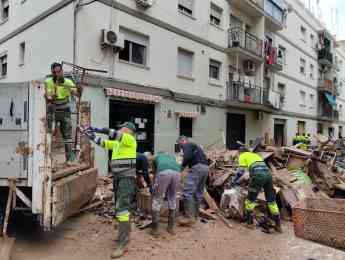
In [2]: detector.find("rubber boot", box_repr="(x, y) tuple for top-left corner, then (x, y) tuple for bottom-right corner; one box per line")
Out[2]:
(179, 200), (196, 227)
(194, 201), (200, 222)
(242, 211), (255, 229)
(167, 209), (176, 235)
(111, 221), (130, 259)
(150, 211), (160, 237)
(272, 215), (282, 233)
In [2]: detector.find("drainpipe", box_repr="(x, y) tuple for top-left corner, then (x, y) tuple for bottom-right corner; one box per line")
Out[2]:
(73, 0), (82, 65)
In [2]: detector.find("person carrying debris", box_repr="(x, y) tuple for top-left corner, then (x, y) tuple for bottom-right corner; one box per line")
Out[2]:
(45, 62), (79, 166)
(81, 122), (137, 258)
(136, 152), (153, 193)
(144, 151), (181, 236)
(237, 139), (282, 233)
(177, 136), (209, 226)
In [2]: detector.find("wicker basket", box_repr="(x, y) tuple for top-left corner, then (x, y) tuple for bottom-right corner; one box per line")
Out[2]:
(292, 198), (345, 249)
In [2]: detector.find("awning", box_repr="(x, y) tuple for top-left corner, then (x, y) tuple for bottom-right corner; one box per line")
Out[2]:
(175, 112), (200, 118)
(324, 92), (336, 108)
(104, 88), (162, 103)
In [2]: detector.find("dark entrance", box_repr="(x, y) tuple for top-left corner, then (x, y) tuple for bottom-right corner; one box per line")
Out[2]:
(226, 113), (246, 149)
(274, 119), (286, 146)
(109, 100), (155, 153)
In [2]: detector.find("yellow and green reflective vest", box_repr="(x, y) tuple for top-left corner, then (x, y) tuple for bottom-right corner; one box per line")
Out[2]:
(238, 152), (264, 169)
(103, 133), (137, 160)
(44, 77), (76, 102)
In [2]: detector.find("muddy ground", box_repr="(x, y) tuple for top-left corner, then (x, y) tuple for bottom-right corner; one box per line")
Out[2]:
(9, 212), (345, 260)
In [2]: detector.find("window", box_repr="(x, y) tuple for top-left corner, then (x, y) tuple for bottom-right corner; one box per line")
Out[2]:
(310, 34), (315, 48)
(0, 53), (7, 77)
(119, 29), (148, 66)
(210, 3), (222, 27)
(297, 121), (306, 135)
(209, 59), (221, 80)
(310, 63), (314, 79)
(1, 0), (8, 21)
(300, 26), (307, 42)
(179, 117), (193, 137)
(278, 83), (285, 107)
(230, 15), (243, 29)
(300, 58), (306, 75)
(299, 91), (306, 107)
(265, 0), (284, 24)
(178, 0), (194, 16)
(19, 42), (25, 66)
(177, 48), (193, 78)
(317, 123), (323, 134)
(278, 45), (286, 65)
(339, 126), (343, 138)
(309, 94), (314, 108)
(339, 104), (343, 117)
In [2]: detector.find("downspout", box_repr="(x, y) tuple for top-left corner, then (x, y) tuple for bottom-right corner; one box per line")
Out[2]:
(73, 0), (82, 65)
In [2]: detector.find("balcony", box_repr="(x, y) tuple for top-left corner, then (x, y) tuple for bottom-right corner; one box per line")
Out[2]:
(317, 92), (339, 122)
(264, 41), (283, 71)
(227, 27), (264, 62)
(228, 0), (264, 18)
(226, 81), (274, 112)
(264, 0), (285, 32)
(318, 48), (333, 67)
(318, 79), (334, 93)
(317, 110), (339, 122)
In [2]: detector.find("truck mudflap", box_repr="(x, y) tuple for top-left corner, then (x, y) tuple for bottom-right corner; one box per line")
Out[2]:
(51, 168), (97, 228)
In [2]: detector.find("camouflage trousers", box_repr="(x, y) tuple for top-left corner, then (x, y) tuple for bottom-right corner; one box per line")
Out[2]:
(47, 105), (74, 162)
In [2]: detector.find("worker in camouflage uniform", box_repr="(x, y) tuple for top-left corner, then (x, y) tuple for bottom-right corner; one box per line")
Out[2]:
(237, 139), (282, 233)
(45, 62), (78, 165)
(81, 122), (137, 258)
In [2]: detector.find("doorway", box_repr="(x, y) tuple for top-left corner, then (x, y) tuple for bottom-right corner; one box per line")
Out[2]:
(274, 119), (286, 146)
(226, 113), (246, 149)
(109, 100), (155, 153)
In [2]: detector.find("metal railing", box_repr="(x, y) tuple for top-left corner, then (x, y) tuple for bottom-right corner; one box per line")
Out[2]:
(318, 48), (333, 65)
(228, 27), (263, 57)
(318, 109), (339, 121)
(318, 79), (334, 92)
(226, 81), (268, 105)
(264, 42), (283, 68)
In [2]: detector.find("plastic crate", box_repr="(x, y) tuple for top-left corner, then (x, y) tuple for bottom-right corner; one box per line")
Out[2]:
(292, 198), (345, 249)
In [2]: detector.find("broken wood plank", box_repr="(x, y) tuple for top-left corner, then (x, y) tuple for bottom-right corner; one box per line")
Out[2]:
(0, 237), (15, 260)
(199, 208), (217, 220)
(203, 190), (218, 211)
(52, 163), (89, 181)
(79, 200), (103, 213)
(16, 187), (32, 208)
(217, 212), (233, 229)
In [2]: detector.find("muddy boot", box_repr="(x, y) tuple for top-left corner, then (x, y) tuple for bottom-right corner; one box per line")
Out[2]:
(179, 200), (196, 227)
(242, 212), (255, 229)
(150, 211), (160, 237)
(194, 201), (200, 222)
(272, 215), (282, 233)
(111, 221), (130, 258)
(167, 209), (176, 235)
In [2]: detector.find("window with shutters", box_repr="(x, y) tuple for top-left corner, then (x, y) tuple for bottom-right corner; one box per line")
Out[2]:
(300, 58), (306, 75)
(178, 0), (194, 17)
(177, 48), (194, 79)
(0, 53), (7, 77)
(1, 0), (9, 21)
(210, 3), (222, 27)
(119, 28), (148, 66)
(19, 42), (25, 66)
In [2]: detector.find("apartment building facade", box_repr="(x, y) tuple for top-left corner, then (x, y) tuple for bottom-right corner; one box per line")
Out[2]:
(0, 0), (344, 175)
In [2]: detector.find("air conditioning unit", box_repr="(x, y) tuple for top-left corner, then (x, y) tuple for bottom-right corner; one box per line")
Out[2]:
(101, 29), (125, 50)
(135, 0), (155, 8)
(243, 60), (256, 75)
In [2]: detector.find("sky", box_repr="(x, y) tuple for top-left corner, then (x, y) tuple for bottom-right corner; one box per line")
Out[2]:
(300, 0), (345, 40)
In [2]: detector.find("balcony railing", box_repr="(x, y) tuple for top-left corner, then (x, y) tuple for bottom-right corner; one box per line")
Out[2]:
(318, 110), (339, 121)
(318, 48), (333, 65)
(264, 41), (283, 69)
(226, 81), (268, 105)
(228, 27), (263, 57)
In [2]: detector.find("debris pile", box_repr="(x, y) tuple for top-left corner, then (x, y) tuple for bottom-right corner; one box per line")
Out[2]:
(205, 136), (345, 224)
